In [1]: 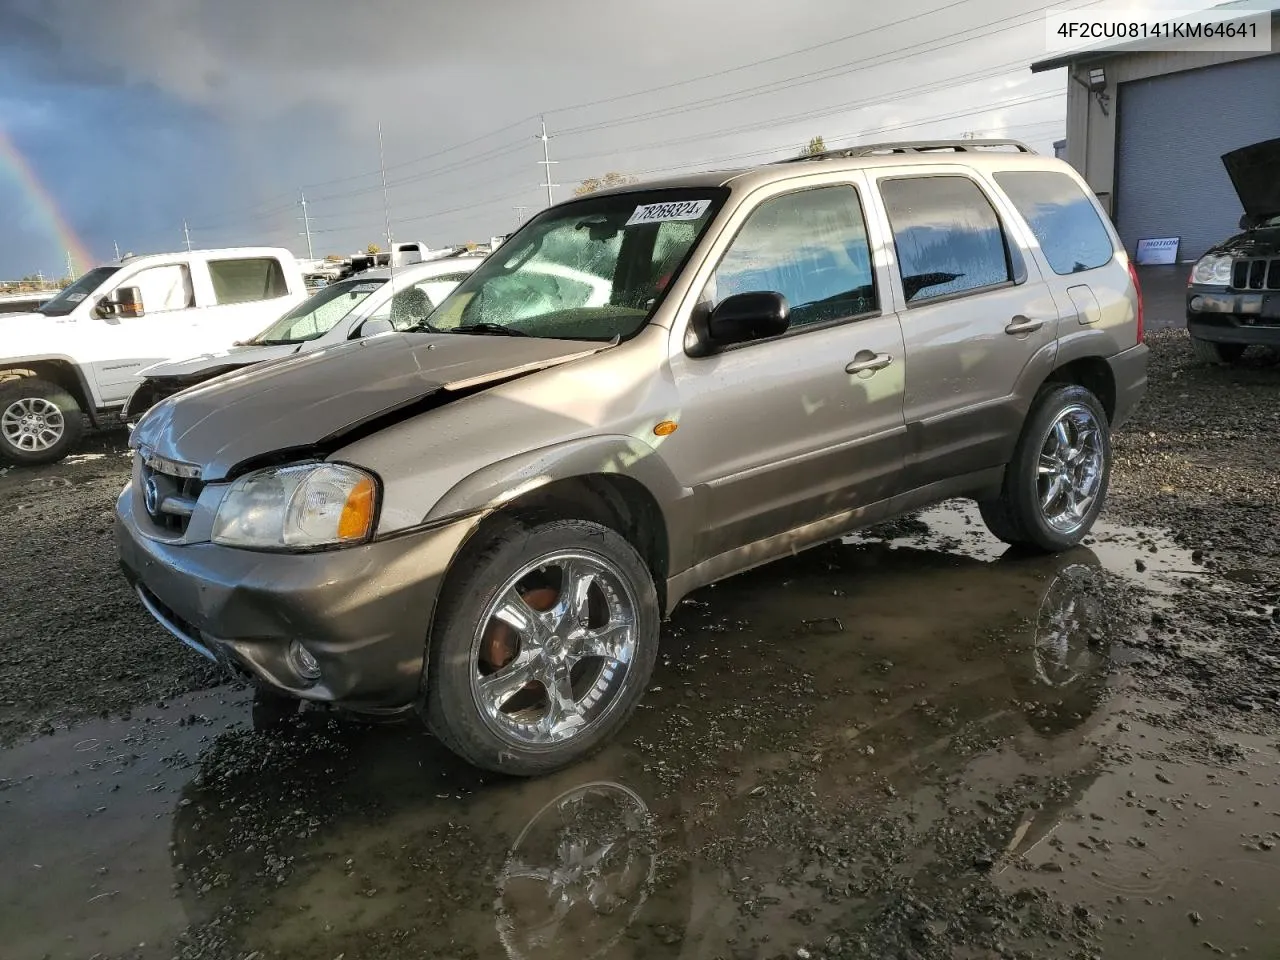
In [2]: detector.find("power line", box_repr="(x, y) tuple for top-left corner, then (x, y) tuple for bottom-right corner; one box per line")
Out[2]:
(191, 0), (1076, 225)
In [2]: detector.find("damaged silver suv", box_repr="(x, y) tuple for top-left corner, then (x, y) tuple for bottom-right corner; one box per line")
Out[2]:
(116, 140), (1148, 775)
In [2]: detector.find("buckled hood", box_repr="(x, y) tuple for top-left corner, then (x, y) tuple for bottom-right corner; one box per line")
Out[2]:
(137, 343), (302, 380)
(130, 332), (608, 481)
(1222, 137), (1280, 221)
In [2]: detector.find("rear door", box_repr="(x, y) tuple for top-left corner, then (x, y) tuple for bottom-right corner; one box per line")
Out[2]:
(867, 167), (1060, 489)
(666, 179), (908, 563)
(192, 255), (297, 348)
(991, 167), (1137, 357)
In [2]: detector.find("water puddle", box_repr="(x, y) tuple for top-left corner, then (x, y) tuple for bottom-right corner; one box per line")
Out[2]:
(3, 501), (1258, 960)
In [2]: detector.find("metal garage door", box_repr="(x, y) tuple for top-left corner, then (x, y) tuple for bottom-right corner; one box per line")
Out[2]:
(1115, 55), (1280, 261)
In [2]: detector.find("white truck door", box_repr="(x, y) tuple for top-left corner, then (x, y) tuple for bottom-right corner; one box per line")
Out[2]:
(88, 261), (202, 403)
(192, 255), (300, 348)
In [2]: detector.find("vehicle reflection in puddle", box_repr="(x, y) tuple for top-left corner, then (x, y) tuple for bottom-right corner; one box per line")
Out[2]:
(4, 501), (1258, 960)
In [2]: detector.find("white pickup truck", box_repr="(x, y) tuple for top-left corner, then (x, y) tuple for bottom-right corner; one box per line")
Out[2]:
(0, 247), (307, 465)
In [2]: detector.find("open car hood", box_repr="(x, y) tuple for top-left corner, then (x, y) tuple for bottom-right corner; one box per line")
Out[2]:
(130, 332), (608, 481)
(1222, 137), (1280, 221)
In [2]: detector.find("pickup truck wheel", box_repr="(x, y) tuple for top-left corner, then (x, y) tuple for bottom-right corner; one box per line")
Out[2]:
(0, 378), (85, 465)
(1189, 337), (1246, 365)
(979, 384), (1111, 553)
(425, 518), (660, 776)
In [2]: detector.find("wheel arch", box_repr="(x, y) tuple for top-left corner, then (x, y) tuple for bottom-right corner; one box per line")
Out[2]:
(0, 357), (98, 424)
(424, 435), (694, 615)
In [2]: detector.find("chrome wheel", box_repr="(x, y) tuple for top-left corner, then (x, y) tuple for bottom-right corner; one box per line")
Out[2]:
(470, 551), (639, 748)
(1, 397), (66, 452)
(1037, 403), (1105, 535)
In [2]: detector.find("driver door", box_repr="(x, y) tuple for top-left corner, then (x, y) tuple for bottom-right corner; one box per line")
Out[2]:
(664, 180), (909, 564)
(89, 262), (200, 403)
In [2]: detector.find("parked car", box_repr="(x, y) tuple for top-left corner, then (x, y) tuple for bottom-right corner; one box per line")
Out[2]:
(116, 139), (1147, 776)
(1185, 136), (1280, 364)
(0, 248), (307, 464)
(121, 255), (483, 422)
(0, 291), (53, 315)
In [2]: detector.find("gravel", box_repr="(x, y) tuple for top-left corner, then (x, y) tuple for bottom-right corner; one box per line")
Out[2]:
(3, 328), (1280, 960)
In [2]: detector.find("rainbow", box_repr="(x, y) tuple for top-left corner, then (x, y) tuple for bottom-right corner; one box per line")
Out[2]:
(0, 126), (95, 275)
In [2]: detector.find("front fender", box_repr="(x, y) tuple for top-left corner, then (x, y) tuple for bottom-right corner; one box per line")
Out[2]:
(423, 433), (699, 578)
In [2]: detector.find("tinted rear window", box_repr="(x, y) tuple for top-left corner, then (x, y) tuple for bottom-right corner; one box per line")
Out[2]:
(994, 171), (1114, 276)
(879, 175), (1012, 303)
(208, 257), (289, 305)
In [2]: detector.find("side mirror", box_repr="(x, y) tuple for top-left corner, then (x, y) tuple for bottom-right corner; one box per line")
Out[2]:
(706, 291), (790, 347)
(110, 286), (144, 318)
(360, 318), (395, 338)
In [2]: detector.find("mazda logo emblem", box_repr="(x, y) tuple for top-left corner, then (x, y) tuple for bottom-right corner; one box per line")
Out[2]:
(143, 477), (160, 517)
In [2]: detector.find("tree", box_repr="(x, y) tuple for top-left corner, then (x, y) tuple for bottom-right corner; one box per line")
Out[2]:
(574, 172), (639, 196)
(366, 243), (380, 255)
(798, 135), (827, 158)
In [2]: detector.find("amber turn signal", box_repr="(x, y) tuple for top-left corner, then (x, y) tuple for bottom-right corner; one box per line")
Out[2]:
(653, 420), (678, 436)
(338, 475), (377, 540)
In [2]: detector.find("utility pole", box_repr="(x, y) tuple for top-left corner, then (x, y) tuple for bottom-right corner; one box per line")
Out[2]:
(65, 250), (76, 280)
(536, 117), (558, 207)
(377, 122), (394, 252)
(298, 189), (314, 260)
(513, 205), (528, 228)
(113, 241), (122, 263)
(182, 219), (192, 251)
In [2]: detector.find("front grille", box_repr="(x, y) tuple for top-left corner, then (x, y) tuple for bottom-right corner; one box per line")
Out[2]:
(139, 458), (204, 536)
(1231, 257), (1280, 291)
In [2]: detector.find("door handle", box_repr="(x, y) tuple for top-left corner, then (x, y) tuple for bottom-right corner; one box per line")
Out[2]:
(845, 352), (893, 374)
(1005, 315), (1046, 334)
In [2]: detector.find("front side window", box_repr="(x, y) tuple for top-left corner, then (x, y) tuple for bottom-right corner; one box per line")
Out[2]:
(208, 257), (289, 305)
(994, 170), (1115, 276)
(37, 266), (120, 317)
(251, 277), (386, 344)
(121, 264), (194, 314)
(880, 176), (1013, 304)
(368, 271), (476, 331)
(429, 189), (726, 341)
(707, 185), (877, 327)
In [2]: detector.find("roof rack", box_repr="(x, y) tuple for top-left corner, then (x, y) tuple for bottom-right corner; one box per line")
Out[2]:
(780, 139), (1036, 163)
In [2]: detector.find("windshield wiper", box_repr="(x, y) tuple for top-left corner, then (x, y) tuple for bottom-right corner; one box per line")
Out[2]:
(452, 322), (530, 337)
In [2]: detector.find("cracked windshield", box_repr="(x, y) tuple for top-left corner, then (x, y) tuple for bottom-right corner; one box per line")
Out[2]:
(3, 2), (1280, 960)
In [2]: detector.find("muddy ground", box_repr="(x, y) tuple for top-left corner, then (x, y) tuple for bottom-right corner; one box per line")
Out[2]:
(4, 322), (1280, 960)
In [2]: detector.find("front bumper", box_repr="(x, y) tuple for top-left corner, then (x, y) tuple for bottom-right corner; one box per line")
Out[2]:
(1105, 341), (1149, 431)
(115, 485), (479, 710)
(1186, 285), (1280, 345)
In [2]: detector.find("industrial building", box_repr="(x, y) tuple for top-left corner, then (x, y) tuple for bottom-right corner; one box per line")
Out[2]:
(1031, 5), (1280, 262)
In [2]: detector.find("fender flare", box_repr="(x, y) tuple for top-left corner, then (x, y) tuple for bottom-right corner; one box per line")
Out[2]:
(0, 354), (101, 424)
(424, 433), (699, 577)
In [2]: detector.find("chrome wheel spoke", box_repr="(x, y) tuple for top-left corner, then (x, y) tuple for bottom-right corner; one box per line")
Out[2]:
(541, 660), (585, 737)
(553, 558), (596, 629)
(1037, 452), (1060, 476)
(479, 651), (540, 714)
(575, 620), (633, 663)
(1052, 419), (1071, 453)
(493, 589), (551, 646)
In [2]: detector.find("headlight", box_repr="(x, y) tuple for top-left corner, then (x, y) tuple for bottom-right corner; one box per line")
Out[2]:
(212, 463), (378, 549)
(1190, 253), (1233, 286)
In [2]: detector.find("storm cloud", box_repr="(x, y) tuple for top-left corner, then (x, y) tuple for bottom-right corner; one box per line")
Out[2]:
(0, 0), (1065, 275)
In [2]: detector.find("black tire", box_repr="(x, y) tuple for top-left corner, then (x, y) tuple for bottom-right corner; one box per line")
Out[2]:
(978, 384), (1111, 553)
(0, 377), (85, 465)
(251, 685), (301, 733)
(424, 517), (660, 776)
(1189, 337), (1246, 365)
